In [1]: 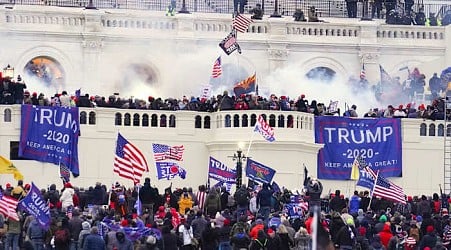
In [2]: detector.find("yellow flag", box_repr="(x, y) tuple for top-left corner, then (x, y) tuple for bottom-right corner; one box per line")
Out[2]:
(350, 157), (360, 180)
(0, 155), (24, 181)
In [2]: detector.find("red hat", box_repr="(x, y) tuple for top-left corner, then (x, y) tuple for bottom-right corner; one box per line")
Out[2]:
(407, 196), (413, 202)
(301, 94), (305, 98)
(5, 183), (11, 189)
(24, 184), (31, 190)
(281, 96), (286, 100)
(398, 104), (403, 109)
(223, 219), (230, 226)
(426, 225), (434, 233)
(121, 220), (129, 227)
(267, 228), (274, 234)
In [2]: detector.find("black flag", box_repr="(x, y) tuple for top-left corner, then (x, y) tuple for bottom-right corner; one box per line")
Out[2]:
(219, 29), (241, 55)
(303, 165), (309, 187)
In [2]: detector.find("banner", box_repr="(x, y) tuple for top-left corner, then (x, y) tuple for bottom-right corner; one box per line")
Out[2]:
(19, 105), (80, 176)
(208, 157), (236, 183)
(315, 117), (402, 180)
(156, 162), (186, 180)
(245, 159), (276, 184)
(219, 29), (241, 55)
(18, 183), (50, 229)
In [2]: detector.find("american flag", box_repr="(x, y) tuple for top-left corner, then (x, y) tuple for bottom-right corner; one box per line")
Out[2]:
(60, 162), (71, 183)
(114, 133), (149, 184)
(372, 171), (406, 204)
(152, 143), (184, 161)
(254, 115), (275, 142)
(211, 56), (222, 78)
(233, 14), (253, 33)
(0, 195), (19, 221)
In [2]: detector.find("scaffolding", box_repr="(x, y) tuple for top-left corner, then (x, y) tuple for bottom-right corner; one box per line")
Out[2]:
(444, 95), (451, 194)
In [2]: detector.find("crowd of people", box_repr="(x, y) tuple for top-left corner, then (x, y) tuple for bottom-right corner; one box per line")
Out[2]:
(1, 177), (451, 249)
(1, 68), (450, 121)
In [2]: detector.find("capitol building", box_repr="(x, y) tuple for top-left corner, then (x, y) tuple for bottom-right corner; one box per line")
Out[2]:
(0, 0), (450, 197)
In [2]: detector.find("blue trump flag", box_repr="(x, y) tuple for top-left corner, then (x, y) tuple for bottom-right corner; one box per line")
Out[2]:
(156, 162), (186, 180)
(245, 159), (276, 184)
(19, 105), (80, 176)
(18, 182), (50, 229)
(208, 157), (236, 184)
(314, 117), (402, 180)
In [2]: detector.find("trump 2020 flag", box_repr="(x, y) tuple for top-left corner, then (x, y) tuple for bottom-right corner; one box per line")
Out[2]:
(245, 158), (276, 184)
(219, 29), (241, 55)
(19, 105), (80, 176)
(208, 157), (236, 184)
(156, 162), (187, 180)
(254, 115), (275, 142)
(18, 183), (50, 229)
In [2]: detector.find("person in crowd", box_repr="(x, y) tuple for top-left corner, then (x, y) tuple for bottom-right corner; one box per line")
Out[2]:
(257, 183), (273, 222)
(60, 182), (75, 212)
(205, 188), (221, 219)
(83, 226), (105, 250)
(78, 221), (91, 249)
(68, 208), (83, 250)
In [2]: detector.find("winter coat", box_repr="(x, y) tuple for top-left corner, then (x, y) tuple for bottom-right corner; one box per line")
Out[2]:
(378, 224), (393, 248)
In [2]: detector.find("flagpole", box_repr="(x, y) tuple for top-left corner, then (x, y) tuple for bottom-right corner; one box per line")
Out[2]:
(367, 169), (379, 211)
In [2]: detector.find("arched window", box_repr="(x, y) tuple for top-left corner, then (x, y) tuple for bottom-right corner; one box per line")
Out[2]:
(242, 114), (249, 127)
(88, 111), (96, 125)
(438, 124), (444, 136)
(420, 123), (426, 136)
(160, 114), (167, 127)
(169, 115), (176, 128)
(195, 115), (202, 128)
(287, 115), (294, 128)
(124, 113), (131, 126)
(250, 114), (257, 126)
(151, 114), (158, 127)
(115, 113), (122, 126)
(269, 114), (276, 127)
(233, 114), (240, 127)
(278, 115), (285, 127)
(133, 114), (140, 126)
(204, 116), (211, 129)
(225, 114), (231, 128)
(142, 114), (149, 127)
(447, 124), (451, 137)
(429, 124), (436, 136)
(3, 108), (11, 122)
(79, 111), (87, 125)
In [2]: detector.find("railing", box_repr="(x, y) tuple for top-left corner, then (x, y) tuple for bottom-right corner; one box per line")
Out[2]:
(0, 0), (449, 19)
(2, 105), (450, 139)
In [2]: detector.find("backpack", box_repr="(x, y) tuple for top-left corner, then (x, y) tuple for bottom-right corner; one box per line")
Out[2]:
(54, 229), (69, 245)
(234, 190), (248, 205)
(227, 194), (236, 207)
(251, 238), (268, 250)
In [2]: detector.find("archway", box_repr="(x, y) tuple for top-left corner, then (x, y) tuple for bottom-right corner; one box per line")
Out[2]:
(24, 56), (65, 89)
(305, 67), (336, 83)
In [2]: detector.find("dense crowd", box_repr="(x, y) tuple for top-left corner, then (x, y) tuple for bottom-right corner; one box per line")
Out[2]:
(1, 68), (450, 121)
(1, 177), (451, 250)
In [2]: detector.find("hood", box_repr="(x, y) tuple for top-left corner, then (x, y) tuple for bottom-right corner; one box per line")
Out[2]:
(82, 221), (91, 230)
(382, 223), (391, 233)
